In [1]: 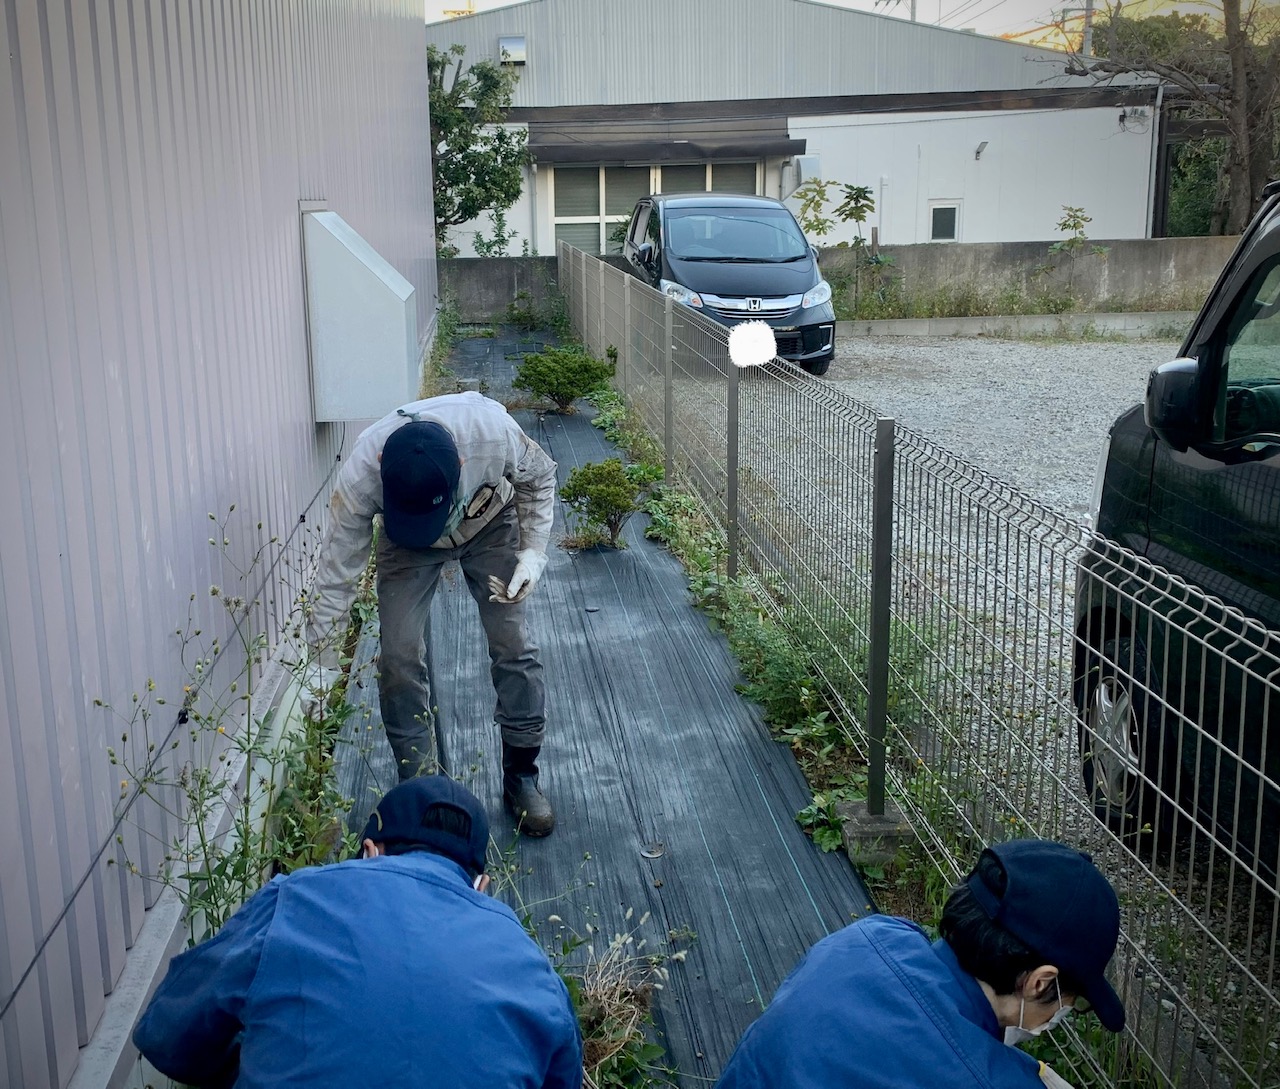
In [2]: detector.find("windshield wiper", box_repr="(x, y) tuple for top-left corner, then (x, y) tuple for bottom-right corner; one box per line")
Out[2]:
(675, 255), (801, 263)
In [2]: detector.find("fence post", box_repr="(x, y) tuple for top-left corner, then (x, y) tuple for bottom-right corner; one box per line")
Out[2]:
(622, 274), (631, 401)
(726, 360), (740, 580)
(577, 250), (587, 342)
(597, 258), (606, 358)
(663, 297), (674, 480)
(867, 416), (896, 817)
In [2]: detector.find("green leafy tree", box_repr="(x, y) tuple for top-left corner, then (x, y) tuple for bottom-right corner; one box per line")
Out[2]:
(428, 44), (528, 256)
(1066, 3), (1280, 233)
(792, 179), (876, 246)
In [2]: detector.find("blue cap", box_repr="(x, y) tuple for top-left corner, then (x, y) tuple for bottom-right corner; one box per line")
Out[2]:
(380, 421), (459, 549)
(360, 776), (489, 877)
(968, 839), (1124, 1031)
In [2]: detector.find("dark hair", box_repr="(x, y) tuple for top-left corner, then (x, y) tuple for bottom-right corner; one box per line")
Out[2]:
(940, 852), (1078, 998)
(375, 803), (481, 877)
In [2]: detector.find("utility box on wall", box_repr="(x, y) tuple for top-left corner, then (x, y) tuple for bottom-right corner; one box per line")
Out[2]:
(303, 210), (417, 422)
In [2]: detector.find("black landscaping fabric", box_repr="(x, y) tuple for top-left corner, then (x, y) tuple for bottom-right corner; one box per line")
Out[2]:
(335, 327), (873, 1084)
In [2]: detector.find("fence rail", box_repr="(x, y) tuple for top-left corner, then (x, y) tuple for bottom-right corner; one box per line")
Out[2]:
(558, 242), (1280, 1088)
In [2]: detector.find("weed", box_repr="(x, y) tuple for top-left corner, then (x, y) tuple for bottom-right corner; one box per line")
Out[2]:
(101, 510), (363, 943)
(795, 793), (846, 853)
(422, 296), (460, 399)
(490, 839), (680, 1089)
(507, 280), (574, 340)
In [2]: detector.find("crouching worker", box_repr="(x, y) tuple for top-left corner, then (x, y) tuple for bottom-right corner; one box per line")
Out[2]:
(133, 777), (583, 1089)
(715, 839), (1125, 1089)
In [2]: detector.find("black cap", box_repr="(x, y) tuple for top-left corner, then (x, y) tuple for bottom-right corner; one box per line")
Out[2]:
(968, 839), (1125, 1032)
(380, 421), (460, 549)
(360, 776), (489, 877)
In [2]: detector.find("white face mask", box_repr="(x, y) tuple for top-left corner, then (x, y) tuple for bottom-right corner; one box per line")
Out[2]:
(1003, 989), (1070, 1048)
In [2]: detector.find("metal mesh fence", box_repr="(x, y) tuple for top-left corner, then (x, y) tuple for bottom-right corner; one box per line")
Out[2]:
(558, 243), (1280, 1088)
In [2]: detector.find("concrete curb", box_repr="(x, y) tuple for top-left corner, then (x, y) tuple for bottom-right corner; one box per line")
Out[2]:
(835, 311), (1198, 339)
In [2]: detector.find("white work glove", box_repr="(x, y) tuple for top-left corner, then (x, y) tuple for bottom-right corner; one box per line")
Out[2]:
(487, 549), (548, 605)
(298, 663), (343, 720)
(1039, 1065), (1077, 1089)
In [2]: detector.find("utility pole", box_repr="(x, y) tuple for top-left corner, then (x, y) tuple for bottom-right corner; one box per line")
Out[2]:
(1061, 0), (1095, 54)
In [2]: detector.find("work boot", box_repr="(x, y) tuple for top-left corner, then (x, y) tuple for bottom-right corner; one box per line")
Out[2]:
(502, 742), (555, 837)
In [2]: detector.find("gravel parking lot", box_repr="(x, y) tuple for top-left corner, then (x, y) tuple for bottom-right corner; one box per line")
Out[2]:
(826, 335), (1184, 518)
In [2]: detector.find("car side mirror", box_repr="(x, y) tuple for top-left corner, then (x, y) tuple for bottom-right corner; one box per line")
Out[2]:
(1145, 357), (1203, 452)
(636, 241), (654, 267)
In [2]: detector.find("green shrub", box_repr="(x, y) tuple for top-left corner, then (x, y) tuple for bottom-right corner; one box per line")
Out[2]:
(514, 346), (614, 412)
(562, 458), (648, 547)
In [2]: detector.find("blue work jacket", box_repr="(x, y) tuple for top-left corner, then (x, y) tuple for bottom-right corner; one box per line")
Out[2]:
(715, 915), (1042, 1089)
(134, 852), (583, 1089)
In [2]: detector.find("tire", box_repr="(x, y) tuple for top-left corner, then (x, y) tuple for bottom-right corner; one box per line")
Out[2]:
(1074, 634), (1178, 849)
(800, 353), (833, 377)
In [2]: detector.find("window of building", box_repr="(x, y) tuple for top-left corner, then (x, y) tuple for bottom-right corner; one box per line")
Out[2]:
(498, 36), (526, 64)
(551, 162), (761, 254)
(712, 162), (758, 194)
(930, 202), (960, 242)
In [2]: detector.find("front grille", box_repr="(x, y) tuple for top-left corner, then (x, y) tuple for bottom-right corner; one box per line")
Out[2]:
(708, 303), (795, 321)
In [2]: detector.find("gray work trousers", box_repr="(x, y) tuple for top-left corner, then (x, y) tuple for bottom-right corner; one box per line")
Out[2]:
(376, 502), (546, 781)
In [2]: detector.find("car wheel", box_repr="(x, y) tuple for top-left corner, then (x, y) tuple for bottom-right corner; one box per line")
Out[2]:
(800, 353), (833, 377)
(1075, 634), (1177, 847)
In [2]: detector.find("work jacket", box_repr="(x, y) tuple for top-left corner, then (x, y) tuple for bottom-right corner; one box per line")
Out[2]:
(307, 392), (557, 651)
(134, 852), (583, 1089)
(715, 915), (1043, 1089)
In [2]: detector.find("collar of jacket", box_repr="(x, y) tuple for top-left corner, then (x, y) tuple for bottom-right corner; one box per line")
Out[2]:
(931, 937), (1003, 1039)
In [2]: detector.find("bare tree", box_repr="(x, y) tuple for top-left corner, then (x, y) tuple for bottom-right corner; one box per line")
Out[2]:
(1063, 1), (1280, 232)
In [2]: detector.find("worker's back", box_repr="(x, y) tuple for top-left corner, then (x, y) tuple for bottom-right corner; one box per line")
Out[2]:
(136, 851), (583, 1089)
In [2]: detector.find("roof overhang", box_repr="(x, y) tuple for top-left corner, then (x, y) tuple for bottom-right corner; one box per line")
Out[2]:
(526, 116), (806, 164)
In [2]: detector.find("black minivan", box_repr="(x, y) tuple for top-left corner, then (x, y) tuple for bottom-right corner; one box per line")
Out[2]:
(622, 193), (837, 376)
(1074, 183), (1280, 871)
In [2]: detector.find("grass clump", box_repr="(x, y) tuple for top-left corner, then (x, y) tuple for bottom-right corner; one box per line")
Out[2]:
(514, 346), (614, 413)
(421, 295), (460, 399)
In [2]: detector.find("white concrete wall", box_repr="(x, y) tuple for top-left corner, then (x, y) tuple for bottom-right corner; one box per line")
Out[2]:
(787, 107), (1157, 245)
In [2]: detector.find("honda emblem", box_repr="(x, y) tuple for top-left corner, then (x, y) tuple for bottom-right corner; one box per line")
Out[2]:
(747, 298), (762, 312)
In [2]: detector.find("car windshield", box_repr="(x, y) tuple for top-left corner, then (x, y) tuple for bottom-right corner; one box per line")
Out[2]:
(665, 206), (809, 262)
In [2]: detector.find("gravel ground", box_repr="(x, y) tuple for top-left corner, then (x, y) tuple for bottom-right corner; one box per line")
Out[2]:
(826, 335), (1184, 518)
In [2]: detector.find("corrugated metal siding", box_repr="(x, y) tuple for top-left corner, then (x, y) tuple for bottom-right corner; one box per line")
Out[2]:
(0, 1), (434, 1085)
(425, 0), (1114, 107)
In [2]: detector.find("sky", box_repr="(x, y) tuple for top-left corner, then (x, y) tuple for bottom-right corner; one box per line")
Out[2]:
(423, 0), (1109, 48)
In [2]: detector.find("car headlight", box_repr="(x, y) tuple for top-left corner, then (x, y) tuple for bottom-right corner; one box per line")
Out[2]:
(659, 279), (703, 308)
(802, 280), (832, 309)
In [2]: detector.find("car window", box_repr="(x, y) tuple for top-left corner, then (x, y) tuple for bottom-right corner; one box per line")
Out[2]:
(628, 205), (650, 249)
(1220, 256), (1280, 442)
(665, 207), (808, 261)
(645, 207), (661, 249)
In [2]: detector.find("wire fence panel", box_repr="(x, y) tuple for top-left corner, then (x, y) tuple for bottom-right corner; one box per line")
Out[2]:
(560, 246), (1280, 1089)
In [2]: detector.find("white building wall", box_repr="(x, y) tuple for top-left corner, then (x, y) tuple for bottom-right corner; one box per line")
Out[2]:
(0, 2), (434, 1086)
(787, 107), (1157, 244)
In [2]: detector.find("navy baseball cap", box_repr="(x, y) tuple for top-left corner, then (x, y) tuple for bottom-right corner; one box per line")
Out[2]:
(360, 776), (489, 877)
(967, 839), (1125, 1031)
(380, 421), (460, 549)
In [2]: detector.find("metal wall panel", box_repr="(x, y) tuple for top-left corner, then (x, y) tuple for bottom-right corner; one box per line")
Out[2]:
(425, 0), (1119, 107)
(0, 1), (435, 1084)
